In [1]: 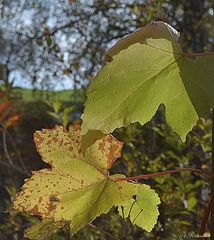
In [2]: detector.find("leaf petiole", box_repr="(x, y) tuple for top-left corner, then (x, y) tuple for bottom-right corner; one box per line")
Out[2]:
(112, 168), (214, 182)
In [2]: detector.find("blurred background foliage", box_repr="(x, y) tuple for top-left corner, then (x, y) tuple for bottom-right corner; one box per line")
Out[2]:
(0, 0), (214, 239)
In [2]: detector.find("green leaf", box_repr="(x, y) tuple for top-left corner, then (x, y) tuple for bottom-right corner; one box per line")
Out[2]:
(25, 219), (65, 240)
(62, 106), (73, 126)
(118, 184), (160, 232)
(47, 111), (60, 120)
(82, 21), (214, 141)
(187, 196), (197, 211)
(46, 36), (52, 47)
(52, 98), (62, 113)
(13, 125), (138, 234)
(63, 106), (74, 114)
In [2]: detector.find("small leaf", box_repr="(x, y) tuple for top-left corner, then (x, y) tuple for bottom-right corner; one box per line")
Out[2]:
(46, 36), (52, 46)
(47, 111), (60, 120)
(13, 125), (138, 234)
(52, 98), (62, 113)
(187, 196), (197, 211)
(118, 184), (160, 232)
(4, 114), (21, 128)
(63, 106), (74, 115)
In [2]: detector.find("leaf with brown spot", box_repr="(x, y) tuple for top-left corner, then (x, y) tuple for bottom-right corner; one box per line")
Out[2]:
(13, 125), (139, 234)
(81, 129), (104, 153)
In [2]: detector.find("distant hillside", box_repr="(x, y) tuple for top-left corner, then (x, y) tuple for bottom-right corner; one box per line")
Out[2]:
(9, 87), (85, 103)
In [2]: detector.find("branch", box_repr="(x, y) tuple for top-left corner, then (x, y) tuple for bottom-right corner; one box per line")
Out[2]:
(184, 51), (214, 58)
(1, 129), (30, 176)
(112, 168), (214, 181)
(199, 194), (214, 239)
(2, 130), (13, 166)
(6, 130), (30, 176)
(0, 156), (29, 175)
(211, 108), (214, 239)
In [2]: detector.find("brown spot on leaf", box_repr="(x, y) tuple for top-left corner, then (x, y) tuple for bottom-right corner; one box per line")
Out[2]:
(48, 203), (57, 213)
(50, 196), (59, 202)
(30, 205), (39, 215)
(52, 137), (58, 142)
(98, 141), (105, 153)
(107, 140), (123, 168)
(47, 195), (59, 213)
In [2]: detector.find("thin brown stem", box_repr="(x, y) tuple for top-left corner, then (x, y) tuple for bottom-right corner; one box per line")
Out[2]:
(0, 156), (28, 175)
(184, 51), (214, 58)
(65, 222), (71, 240)
(6, 130), (29, 175)
(2, 130), (13, 166)
(112, 168), (214, 182)
(211, 108), (214, 239)
(1, 129), (30, 176)
(199, 194), (214, 240)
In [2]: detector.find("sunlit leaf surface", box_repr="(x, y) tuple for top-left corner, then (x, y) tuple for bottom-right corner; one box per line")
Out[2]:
(82, 21), (214, 141)
(13, 125), (138, 234)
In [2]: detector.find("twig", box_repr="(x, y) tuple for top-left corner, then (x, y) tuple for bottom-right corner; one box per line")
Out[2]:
(112, 168), (214, 181)
(184, 51), (214, 58)
(2, 130), (13, 166)
(0, 156), (28, 175)
(88, 223), (120, 240)
(211, 108), (214, 239)
(120, 206), (126, 239)
(65, 222), (71, 240)
(199, 194), (214, 240)
(6, 130), (29, 175)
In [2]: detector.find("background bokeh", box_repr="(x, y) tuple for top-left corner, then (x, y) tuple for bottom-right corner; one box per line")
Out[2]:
(0, 0), (214, 239)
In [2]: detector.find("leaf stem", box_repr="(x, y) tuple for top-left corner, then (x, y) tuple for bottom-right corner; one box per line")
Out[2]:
(184, 51), (214, 58)
(199, 194), (214, 240)
(211, 108), (214, 239)
(65, 222), (71, 240)
(6, 129), (29, 175)
(112, 168), (214, 181)
(200, 109), (214, 239)
(2, 129), (14, 166)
